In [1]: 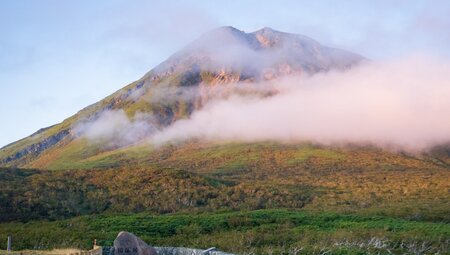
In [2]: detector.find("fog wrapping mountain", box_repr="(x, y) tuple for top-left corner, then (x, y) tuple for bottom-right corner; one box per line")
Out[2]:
(0, 26), (365, 167)
(151, 26), (363, 79)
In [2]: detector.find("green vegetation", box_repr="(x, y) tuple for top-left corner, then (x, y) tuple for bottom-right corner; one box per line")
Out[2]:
(1, 142), (449, 224)
(33, 140), (155, 170)
(0, 209), (448, 254)
(1, 142), (449, 254)
(0, 166), (310, 222)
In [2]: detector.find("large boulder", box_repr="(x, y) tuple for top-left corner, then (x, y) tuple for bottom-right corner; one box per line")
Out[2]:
(113, 231), (157, 255)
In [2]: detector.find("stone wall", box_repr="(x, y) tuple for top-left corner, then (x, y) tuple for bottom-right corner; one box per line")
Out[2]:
(103, 246), (235, 255)
(155, 247), (235, 255)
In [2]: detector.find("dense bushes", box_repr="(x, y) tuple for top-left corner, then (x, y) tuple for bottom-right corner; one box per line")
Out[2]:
(0, 209), (448, 254)
(0, 167), (312, 222)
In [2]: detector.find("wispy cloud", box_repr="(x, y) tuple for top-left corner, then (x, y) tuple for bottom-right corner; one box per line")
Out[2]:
(73, 110), (156, 148)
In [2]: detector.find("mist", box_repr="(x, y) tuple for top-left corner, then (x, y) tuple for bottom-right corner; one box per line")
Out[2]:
(73, 110), (156, 147)
(152, 55), (450, 151)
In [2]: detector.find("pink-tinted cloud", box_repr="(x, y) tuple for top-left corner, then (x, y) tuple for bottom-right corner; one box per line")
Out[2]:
(152, 55), (450, 151)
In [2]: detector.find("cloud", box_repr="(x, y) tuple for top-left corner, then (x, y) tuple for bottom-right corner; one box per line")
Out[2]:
(74, 110), (156, 147)
(151, 55), (450, 151)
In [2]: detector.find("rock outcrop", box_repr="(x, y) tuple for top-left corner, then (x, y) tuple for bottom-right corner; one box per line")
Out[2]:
(0, 129), (71, 165)
(112, 231), (157, 255)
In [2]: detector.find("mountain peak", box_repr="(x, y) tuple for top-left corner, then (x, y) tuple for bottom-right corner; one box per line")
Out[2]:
(212, 25), (241, 32)
(152, 26), (364, 78)
(253, 27), (280, 34)
(0, 26), (366, 167)
(199, 26), (245, 39)
(209, 26), (281, 36)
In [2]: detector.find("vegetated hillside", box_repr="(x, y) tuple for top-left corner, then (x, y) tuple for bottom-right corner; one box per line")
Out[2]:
(1, 142), (449, 223)
(1, 209), (449, 254)
(0, 26), (364, 168)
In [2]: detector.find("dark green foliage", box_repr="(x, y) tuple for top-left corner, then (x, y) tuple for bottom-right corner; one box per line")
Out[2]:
(0, 167), (312, 222)
(0, 209), (448, 254)
(0, 168), (110, 222)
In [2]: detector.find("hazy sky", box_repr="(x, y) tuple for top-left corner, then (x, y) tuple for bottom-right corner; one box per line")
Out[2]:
(1, 0), (450, 147)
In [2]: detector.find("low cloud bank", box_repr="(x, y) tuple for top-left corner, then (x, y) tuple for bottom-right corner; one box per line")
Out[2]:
(74, 110), (156, 147)
(152, 55), (450, 151)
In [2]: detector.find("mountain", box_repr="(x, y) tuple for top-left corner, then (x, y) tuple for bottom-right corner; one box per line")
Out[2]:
(1, 27), (449, 254)
(0, 26), (365, 168)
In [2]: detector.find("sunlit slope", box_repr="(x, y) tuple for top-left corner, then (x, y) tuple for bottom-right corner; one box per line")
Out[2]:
(0, 73), (190, 167)
(0, 79), (143, 166)
(2, 142), (449, 223)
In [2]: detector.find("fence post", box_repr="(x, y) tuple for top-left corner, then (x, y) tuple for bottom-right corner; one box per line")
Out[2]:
(7, 236), (11, 252)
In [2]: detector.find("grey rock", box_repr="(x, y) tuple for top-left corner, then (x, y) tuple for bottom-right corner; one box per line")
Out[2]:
(0, 129), (71, 165)
(113, 231), (157, 255)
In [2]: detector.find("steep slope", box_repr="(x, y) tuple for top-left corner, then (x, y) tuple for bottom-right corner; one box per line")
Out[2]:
(0, 26), (365, 168)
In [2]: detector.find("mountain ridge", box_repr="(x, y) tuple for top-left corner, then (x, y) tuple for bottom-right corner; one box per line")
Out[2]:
(0, 26), (366, 167)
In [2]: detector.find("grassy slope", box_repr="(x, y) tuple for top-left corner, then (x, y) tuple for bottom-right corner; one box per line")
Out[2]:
(0, 209), (449, 254)
(34, 141), (450, 220)
(0, 80), (140, 166)
(28, 139), (155, 170)
(0, 66), (202, 168)
(1, 142), (449, 221)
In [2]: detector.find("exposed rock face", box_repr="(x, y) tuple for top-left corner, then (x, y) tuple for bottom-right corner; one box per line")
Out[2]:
(0, 129), (71, 165)
(113, 231), (157, 255)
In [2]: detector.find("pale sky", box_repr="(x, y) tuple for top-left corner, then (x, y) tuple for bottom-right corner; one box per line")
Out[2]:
(1, 0), (450, 147)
